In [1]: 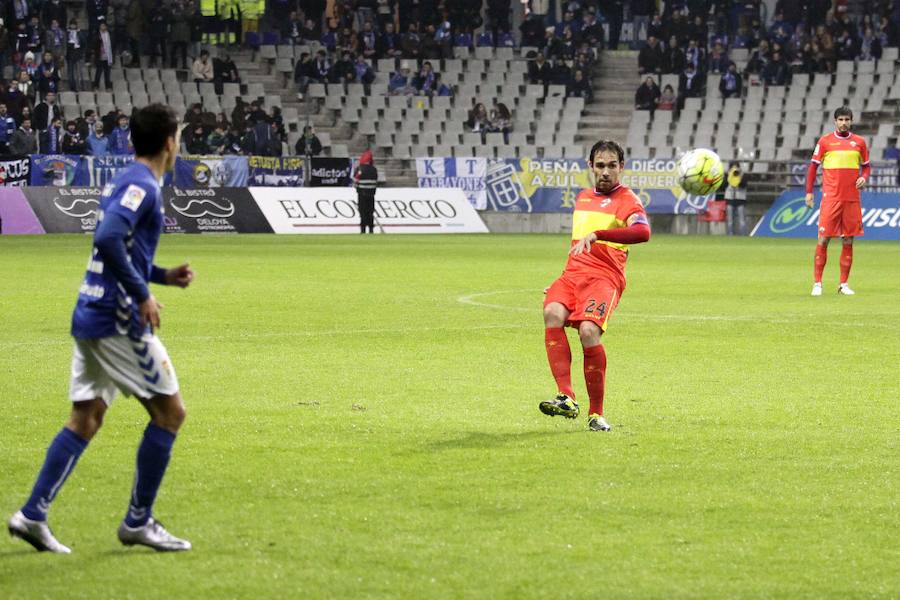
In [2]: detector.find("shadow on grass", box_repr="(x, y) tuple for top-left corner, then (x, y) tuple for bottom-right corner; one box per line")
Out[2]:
(425, 428), (580, 452)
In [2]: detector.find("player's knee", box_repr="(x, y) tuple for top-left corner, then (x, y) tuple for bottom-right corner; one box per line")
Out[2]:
(163, 400), (187, 432)
(578, 322), (602, 346)
(69, 401), (107, 439)
(543, 304), (567, 327)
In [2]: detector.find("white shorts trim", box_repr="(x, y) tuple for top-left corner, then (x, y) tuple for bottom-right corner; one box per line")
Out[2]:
(69, 334), (179, 405)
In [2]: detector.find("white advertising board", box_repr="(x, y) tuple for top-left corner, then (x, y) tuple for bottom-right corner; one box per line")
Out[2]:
(249, 187), (489, 234)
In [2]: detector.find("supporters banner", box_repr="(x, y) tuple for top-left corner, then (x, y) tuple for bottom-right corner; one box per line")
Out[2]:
(0, 187), (44, 233)
(250, 187), (489, 234)
(621, 158), (714, 214)
(0, 156), (31, 187)
(248, 156), (305, 186)
(416, 157), (487, 209)
(21, 186), (102, 233)
(174, 155), (249, 188)
(415, 157), (713, 213)
(309, 157), (352, 187)
(485, 158), (590, 212)
(163, 187), (274, 234)
(29, 154), (81, 186)
(75, 155), (135, 187)
(751, 189), (900, 240)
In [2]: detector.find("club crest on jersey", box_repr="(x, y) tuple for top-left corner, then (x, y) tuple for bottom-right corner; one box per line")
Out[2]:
(120, 184), (146, 212)
(850, 141), (857, 147)
(599, 198), (612, 208)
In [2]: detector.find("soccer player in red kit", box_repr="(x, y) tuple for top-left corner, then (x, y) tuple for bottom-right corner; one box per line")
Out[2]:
(805, 106), (870, 296)
(540, 140), (650, 432)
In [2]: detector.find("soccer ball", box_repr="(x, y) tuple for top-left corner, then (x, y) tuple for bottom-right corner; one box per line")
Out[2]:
(677, 148), (725, 196)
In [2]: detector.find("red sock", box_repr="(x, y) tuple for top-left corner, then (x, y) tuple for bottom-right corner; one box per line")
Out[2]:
(583, 344), (607, 416)
(839, 245), (853, 284)
(545, 328), (574, 399)
(813, 244), (828, 283)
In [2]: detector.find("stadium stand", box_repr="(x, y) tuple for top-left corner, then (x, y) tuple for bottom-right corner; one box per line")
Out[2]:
(3, 1), (898, 193)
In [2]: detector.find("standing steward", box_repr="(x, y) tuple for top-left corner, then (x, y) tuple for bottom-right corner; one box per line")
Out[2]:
(355, 150), (378, 234)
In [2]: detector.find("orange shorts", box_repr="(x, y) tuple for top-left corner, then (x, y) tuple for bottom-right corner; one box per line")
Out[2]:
(819, 201), (864, 238)
(544, 273), (621, 331)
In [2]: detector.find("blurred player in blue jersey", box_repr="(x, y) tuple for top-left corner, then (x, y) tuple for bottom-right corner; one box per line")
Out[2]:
(8, 105), (195, 553)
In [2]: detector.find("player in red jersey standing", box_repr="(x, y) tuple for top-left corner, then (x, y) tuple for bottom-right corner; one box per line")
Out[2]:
(539, 140), (651, 432)
(805, 106), (870, 296)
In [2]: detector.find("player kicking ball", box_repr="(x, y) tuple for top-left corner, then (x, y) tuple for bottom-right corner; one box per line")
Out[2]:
(8, 105), (194, 553)
(805, 106), (870, 296)
(540, 140), (650, 432)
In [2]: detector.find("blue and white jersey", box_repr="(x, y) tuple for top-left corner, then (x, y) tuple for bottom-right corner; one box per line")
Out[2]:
(71, 162), (164, 340)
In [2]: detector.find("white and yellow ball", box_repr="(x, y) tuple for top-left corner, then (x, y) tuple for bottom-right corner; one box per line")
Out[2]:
(677, 148), (725, 196)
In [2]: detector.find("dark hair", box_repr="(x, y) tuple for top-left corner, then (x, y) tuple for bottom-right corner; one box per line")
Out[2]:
(130, 104), (178, 157)
(589, 140), (625, 164)
(834, 106), (853, 120)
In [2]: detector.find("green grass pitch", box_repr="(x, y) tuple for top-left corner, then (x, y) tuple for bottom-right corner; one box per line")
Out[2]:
(1, 234), (898, 598)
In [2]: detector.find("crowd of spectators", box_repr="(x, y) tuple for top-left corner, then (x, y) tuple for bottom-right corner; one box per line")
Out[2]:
(0, 90), (137, 156)
(0, 0), (248, 156)
(634, 0), (900, 111)
(181, 97), (289, 157)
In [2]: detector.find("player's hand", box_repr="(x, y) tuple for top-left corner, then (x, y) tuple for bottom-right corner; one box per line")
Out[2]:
(569, 233), (597, 256)
(855, 177), (866, 189)
(165, 263), (195, 288)
(139, 294), (163, 332)
(804, 193), (814, 208)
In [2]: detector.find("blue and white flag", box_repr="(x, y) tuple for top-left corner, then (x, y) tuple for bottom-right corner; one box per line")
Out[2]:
(174, 155), (249, 189)
(416, 157), (487, 209)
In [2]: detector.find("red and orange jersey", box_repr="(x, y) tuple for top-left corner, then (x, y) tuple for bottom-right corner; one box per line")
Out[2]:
(811, 131), (870, 202)
(564, 184), (647, 288)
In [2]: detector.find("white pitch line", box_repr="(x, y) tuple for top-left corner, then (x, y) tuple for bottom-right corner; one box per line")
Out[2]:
(455, 289), (900, 327)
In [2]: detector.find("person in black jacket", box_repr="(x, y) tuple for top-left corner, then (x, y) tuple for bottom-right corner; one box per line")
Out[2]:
(295, 125), (322, 157)
(638, 35), (664, 76)
(39, 116), (63, 153)
(635, 76), (661, 114)
(33, 91), (62, 132)
(355, 149), (378, 234)
(61, 119), (87, 154)
(65, 19), (87, 91)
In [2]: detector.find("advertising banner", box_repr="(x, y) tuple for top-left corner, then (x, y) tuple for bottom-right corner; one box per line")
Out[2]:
(480, 157), (711, 214)
(248, 155), (305, 186)
(30, 154), (81, 186)
(0, 187), (44, 233)
(250, 187), (489, 234)
(416, 157), (487, 209)
(174, 155), (249, 188)
(308, 157), (352, 187)
(752, 189), (900, 240)
(0, 155), (31, 187)
(22, 186), (102, 233)
(163, 187), (273, 233)
(75, 155), (135, 187)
